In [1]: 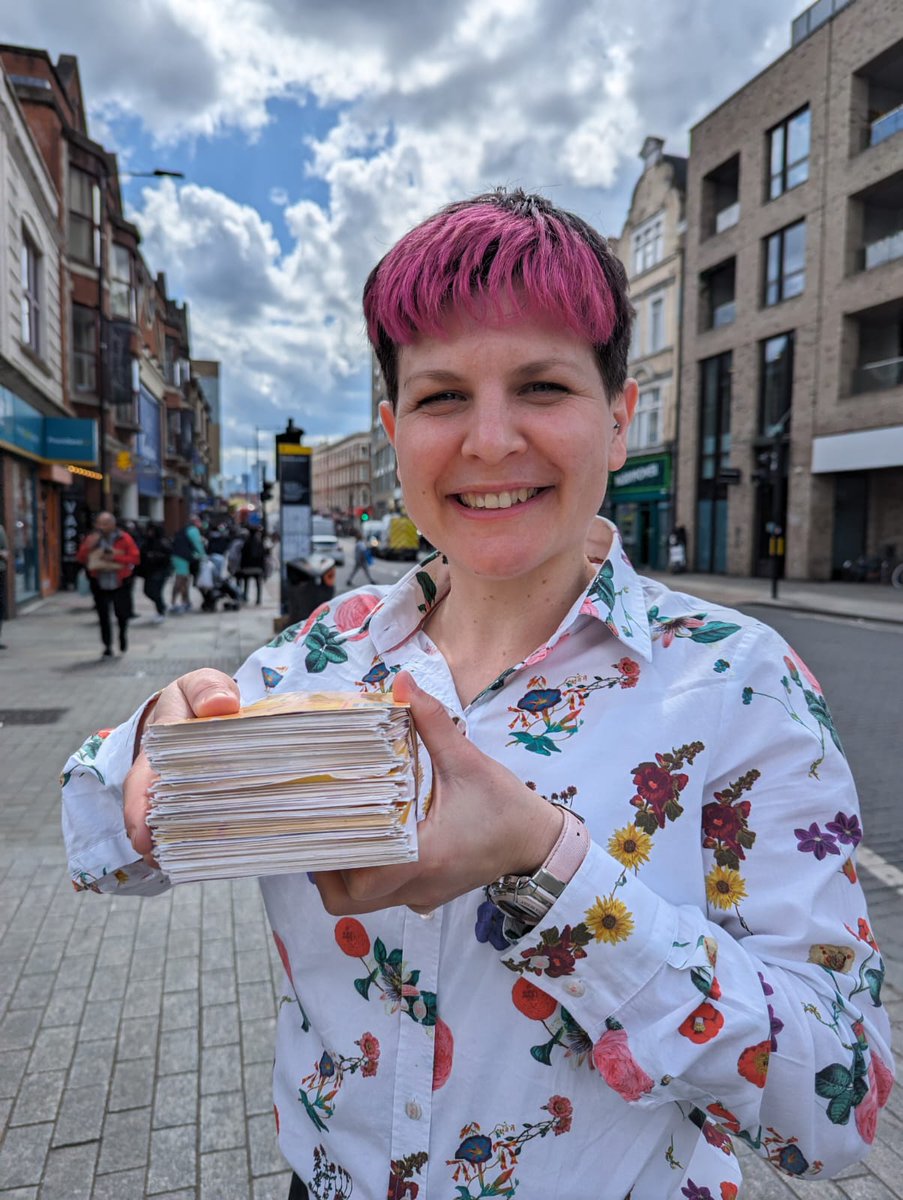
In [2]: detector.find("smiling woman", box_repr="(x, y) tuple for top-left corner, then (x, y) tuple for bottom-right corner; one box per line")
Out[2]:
(61, 187), (893, 1200)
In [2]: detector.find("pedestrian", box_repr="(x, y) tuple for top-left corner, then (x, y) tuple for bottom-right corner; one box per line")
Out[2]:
(239, 526), (266, 605)
(668, 524), (688, 574)
(62, 189), (893, 1199)
(346, 528), (375, 585)
(0, 520), (8, 650)
(138, 522), (172, 623)
(169, 515), (205, 613)
(75, 511), (140, 657)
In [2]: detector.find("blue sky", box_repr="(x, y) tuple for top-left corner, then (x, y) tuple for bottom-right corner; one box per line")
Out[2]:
(8, 0), (809, 481)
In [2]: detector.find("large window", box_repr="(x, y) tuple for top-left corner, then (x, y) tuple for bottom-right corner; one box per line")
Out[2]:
(69, 167), (101, 265)
(627, 388), (662, 452)
(631, 214), (664, 275)
(768, 108), (810, 199)
(110, 244), (136, 321)
(760, 333), (794, 436)
(764, 220), (806, 306)
(20, 230), (41, 355)
(696, 352), (732, 573)
(72, 304), (97, 392)
(649, 296), (665, 352)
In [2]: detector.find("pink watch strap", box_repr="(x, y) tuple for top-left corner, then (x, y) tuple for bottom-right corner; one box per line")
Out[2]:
(542, 806), (590, 887)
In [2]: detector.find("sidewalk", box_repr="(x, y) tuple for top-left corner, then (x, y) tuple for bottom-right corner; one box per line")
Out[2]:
(0, 578), (901, 1198)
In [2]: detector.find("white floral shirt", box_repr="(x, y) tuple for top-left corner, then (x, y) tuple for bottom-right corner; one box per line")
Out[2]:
(61, 532), (894, 1200)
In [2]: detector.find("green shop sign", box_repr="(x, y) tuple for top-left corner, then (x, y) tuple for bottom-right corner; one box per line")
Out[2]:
(0, 386), (98, 463)
(610, 453), (672, 498)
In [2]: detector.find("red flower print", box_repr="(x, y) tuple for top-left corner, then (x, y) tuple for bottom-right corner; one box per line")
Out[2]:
(706, 1101), (741, 1134)
(679, 1002), (724, 1044)
(873, 1051), (894, 1109)
(272, 931), (293, 986)
(543, 1094), (573, 1135)
(358, 1031), (380, 1061)
(702, 801), (745, 849)
(432, 1017), (454, 1091)
(335, 593), (382, 637)
(709, 977), (722, 1001)
(632, 764), (673, 804)
(857, 918), (880, 953)
(615, 657), (640, 688)
(784, 651), (822, 693)
(720, 1185), (739, 1200)
(512, 977), (558, 1022)
(737, 1040), (771, 1088)
(334, 917), (371, 957)
(702, 1121), (733, 1155)
(842, 858), (858, 884)
(592, 1027), (654, 1102)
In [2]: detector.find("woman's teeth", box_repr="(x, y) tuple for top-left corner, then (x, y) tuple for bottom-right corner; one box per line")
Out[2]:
(457, 487), (541, 510)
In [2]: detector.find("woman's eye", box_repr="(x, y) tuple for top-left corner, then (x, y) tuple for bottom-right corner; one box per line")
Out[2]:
(418, 391), (463, 406)
(524, 381), (567, 396)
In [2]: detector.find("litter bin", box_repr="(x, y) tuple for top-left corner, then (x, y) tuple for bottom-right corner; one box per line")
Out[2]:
(284, 553), (336, 622)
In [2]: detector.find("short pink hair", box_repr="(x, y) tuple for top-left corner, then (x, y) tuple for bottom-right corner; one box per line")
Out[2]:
(363, 188), (632, 405)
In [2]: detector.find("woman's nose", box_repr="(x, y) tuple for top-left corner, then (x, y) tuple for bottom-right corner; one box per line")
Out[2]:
(459, 395), (527, 463)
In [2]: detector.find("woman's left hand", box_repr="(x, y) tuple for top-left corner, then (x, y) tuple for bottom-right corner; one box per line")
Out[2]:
(314, 673), (563, 916)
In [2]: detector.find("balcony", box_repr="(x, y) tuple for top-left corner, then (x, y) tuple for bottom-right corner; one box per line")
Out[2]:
(849, 172), (903, 273)
(702, 155), (740, 241)
(846, 296), (903, 394)
(853, 40), (903, 153)
(870, 102), (903, 148)
(791, 0), (852, 46)
(853, 356), (903, 393)
(699, 258), (736, 332)
(863, 231), (903, 270)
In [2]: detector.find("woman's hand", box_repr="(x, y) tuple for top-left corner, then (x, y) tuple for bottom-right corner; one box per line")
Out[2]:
(123, 669), (240, 863)
(314, 673), (563, 916)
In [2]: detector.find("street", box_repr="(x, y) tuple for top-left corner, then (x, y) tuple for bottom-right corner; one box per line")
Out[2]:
(0, 547), (901, 1198)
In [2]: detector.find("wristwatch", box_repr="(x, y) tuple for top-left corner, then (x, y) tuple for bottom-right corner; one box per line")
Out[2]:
(487, 804), (590, 941)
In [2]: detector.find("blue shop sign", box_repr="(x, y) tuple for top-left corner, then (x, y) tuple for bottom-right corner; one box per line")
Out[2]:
(136, 386), (163, 496)
(44, 417), (98, 463)
(0, 385), (43, 456)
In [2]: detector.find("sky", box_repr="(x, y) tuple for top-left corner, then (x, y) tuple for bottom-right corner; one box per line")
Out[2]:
(6, 0), (811, 483)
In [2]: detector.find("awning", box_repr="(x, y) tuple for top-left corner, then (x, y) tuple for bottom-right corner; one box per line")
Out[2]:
(811, 425), (903, 473)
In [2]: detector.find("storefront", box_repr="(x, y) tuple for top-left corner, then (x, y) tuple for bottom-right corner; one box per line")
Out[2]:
(607, 451), (673, 571)
(137, 385), (164, 521)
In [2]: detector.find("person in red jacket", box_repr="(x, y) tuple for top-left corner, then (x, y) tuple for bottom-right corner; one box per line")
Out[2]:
(76, 512), (140, 658)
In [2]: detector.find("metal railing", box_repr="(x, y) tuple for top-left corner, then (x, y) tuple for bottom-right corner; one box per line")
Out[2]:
(852, 355), (903, 393)
(791, 0), (852, 46)
(712, 301), (736, 329)
(870, 103), (903, 148)
(715, 202), (740, 234)
(861, 230), (903, 271)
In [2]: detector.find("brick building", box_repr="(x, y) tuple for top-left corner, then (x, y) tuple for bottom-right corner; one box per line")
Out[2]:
(677, 0), (903, 579)
(608, 138), (687, 570)
(369, 352), (396, 517)
(311, 429), (371, 519)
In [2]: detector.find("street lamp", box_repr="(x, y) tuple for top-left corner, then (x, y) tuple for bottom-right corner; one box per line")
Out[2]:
(120, 169), (185, 180)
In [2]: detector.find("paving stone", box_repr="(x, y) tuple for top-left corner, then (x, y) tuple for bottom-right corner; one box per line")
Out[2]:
(96, 935), (135, 968)
(0, 1010), (42, 1053)
(52, 1083), (107, 1147)
(201, 969), (237, 1008)
(252, 1174), (293, 1200)
(21, 942), (65, 977)
(38, 1142), (97, 1200)
(0, 1188), (38, 1199)
(76, 998), (121, 1043)
(240, 1018), (275, 1065)
(162, 990), (200, 1032)
(238, 982), (276, 1022)
(123, 974), (164, 1020)
(117, 1014), (159, 1060)
(0, 1049), (29, 1099)
(201, 939), (234, 973)
(89, 1168), (147, 1200)
(87, 964), (129, 1002)
(242, 1061), (273, 1115)
(146, 1124), (198, 1194)
(201, 1149), (251, 1200)
(200, 1090), (246, 1153)
(41, 984), (87, 1028)
(96, 1106), (152, 1174)
(159, 1028), (199, 1076)
(839, 1178), (901, 1200)
(129, 947), (167, 982)
(68, 1038), (115, 1089)
(154, 1071), (198, 1129)
(236, 952), (272, 985)
(167, 929), (201, 960)
(108, 1055), (156, 1111)
(202, 1004), (239, 1048)
(8, 974), (54, 1011)
(26, 1024), (76, 1074)
(8, 1070), (66, 1127)
(247, 1113), (287, 1179)
(0, 1122), (53, 1189)
(165, 956), (200, 994)
(201, 1045), (240, 1096)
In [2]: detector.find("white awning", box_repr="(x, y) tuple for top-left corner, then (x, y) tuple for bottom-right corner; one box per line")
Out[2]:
(810, 425), (903, 474)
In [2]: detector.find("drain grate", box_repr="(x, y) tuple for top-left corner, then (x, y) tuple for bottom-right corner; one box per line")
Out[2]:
(0, 708), (68, 725)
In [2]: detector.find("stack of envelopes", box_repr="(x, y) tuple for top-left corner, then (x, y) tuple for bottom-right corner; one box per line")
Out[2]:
(144, 690), (419, 883)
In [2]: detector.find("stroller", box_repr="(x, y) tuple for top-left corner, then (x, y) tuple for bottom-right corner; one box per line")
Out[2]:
(198, 553), (243, 612)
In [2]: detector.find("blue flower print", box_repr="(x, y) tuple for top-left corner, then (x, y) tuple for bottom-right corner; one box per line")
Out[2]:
(713, 659), (730, 673)
(475, 899), (508, 951)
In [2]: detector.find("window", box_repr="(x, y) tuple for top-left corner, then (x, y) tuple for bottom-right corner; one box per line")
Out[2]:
(631, 214), (664, 274)
(768, 108), (810, 199)
(760, 333), (794, 436)
(696, 352), (733, 573)
(700, 259), (736, 331)
(72, 304), (98, 392)
(627, 388), (662, 452)
(764, 220), (806, 305)
(69, 167), (101, 265)
(629, 310), (642, 362)
(649, 296), (665, 352)
(20, 231), (41, 355)
(110, 244), (136, 321)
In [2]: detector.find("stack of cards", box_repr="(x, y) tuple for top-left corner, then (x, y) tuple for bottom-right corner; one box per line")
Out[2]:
(144, 691), (419, 883)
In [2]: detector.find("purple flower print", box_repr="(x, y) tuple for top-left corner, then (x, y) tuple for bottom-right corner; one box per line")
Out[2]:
(681, 1182), (714, 1200)
(757, 971), (774, 997)
(475, 899), (509, 951)
(825, 811), (862, 847)
(767, 1002), (784, 1052)
(794, 822), (840, 861)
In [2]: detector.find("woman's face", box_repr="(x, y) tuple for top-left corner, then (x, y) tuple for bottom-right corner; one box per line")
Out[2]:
(380, 308), (636, 585)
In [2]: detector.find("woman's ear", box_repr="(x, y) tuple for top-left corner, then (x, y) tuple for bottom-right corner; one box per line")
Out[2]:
(609, 379), (639, 473)
(379, 399), (396, 446)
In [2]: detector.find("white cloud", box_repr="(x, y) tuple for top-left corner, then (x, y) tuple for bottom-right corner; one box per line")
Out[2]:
(7, 0), (813, 468)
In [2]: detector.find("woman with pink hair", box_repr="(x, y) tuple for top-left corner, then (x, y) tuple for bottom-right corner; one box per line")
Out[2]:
(63, 190), (892, 1199)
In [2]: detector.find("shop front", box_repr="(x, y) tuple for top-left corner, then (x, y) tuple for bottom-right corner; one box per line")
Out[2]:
(607, 451), (673, 572)
(137, 386), (164, 522)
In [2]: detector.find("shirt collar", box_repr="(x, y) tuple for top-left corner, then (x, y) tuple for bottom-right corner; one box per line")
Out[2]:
(368, 521), (653, 663)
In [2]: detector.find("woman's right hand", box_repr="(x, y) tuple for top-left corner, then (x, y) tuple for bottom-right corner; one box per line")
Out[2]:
(123, 669), (240, 862)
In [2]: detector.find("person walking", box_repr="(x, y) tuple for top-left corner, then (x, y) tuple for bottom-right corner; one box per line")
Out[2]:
(346, 528), (375, 585)
(138, 522), (172, 623)
(75, 512), (140, 657)
(170, 515), (205, 613)
(239, 526), (266, 605)
(0, 521), (8, 649)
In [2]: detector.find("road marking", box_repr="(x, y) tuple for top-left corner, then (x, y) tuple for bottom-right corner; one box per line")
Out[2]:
(857, 845), (903, 896)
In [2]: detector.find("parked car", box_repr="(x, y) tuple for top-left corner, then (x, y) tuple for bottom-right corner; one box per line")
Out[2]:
(311, 516), (345, 566)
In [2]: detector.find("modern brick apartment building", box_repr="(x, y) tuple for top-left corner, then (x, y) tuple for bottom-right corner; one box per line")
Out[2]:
(677, 0), (903, 579)
(311, 429), (371, 520)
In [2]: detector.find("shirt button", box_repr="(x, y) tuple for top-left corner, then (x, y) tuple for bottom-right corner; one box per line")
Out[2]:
(564, 980), (585, 998)
(405, 1098), (422, 1121)
(418, 909), (435, 921)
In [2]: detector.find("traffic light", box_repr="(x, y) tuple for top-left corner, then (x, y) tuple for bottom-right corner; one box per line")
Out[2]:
(260, 480), (274, 504)
(360, 511), (370, 522)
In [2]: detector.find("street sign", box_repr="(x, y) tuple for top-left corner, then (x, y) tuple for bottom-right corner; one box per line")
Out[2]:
(275, 422), (312, 614)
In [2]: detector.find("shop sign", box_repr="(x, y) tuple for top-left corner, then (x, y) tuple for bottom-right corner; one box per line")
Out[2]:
(44, 417), (98, 464)
(610, 453), (671, 497)
(136, 386), (163, 496)
(0, 385), (42, 456)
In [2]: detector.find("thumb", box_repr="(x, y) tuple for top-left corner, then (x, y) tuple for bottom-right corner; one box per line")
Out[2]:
(392, 671), (463, 770)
